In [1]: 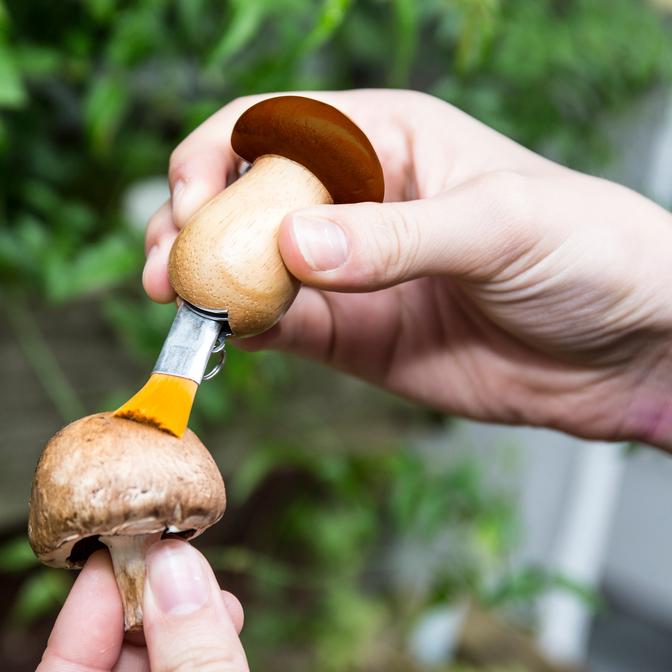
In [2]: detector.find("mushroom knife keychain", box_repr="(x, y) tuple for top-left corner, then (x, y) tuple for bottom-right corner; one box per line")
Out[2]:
(114, 96), (385, 437)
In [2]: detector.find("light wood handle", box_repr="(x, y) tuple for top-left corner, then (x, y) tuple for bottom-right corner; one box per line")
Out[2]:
(168, 155), (332, 337)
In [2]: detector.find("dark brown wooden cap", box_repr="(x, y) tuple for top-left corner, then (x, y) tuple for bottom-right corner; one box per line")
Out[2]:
(231, 96), (384, 204)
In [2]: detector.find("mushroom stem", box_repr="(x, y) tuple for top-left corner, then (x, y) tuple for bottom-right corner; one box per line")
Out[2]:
(101, 532), (163, 631)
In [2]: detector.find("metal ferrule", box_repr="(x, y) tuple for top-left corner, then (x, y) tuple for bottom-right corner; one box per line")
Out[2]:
(153, 303), (230, 384)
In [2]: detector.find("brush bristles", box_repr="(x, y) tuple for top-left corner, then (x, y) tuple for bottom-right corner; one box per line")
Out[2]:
(114, 373), (198, 437)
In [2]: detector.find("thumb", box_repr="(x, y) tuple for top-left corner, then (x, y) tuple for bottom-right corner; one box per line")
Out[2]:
(278, 172), (535, 290)
(143, 540), (248, 672)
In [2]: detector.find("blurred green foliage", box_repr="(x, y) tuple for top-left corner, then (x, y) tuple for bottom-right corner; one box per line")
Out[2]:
(1, 0), (671, 669)
(2, 0), (671, 303)
(0, 537), (71, 627)
(208, 447), (529, 669)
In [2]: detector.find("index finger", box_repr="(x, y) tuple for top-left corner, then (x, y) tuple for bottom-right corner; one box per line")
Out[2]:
(37, 551), (124, 672)
(168, 94), (268, 227)
(166, 89), (401, 227)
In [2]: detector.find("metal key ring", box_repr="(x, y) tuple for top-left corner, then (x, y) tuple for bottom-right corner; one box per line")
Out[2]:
(203, 345), (226, 381)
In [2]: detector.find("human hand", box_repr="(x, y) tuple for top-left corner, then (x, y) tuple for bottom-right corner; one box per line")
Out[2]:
(37, 540), (247, 671)
(143, 89), (672, 450)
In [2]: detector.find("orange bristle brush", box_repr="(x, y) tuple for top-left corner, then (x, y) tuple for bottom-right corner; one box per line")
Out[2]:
(114, 373), (198, 438)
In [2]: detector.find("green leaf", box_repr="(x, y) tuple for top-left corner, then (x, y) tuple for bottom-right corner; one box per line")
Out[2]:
(207, 0), (267, 67)
(454, 0), (501, 74)
(483, 566), (601, 609)
(0, 537), (39, 572)
(21, 180), (60, 215)
(15, 44), (61, 78)
(82, 0), (116, 22)
(83, 75), (129, 154)
(6, 214), (50, 280)
(45, 232), (142, 303)
(388, 0), (418, 86)
(298, 0), (353, 55)
(0, 43), (27, 108)
(105, 5), (164, 66)
(11, 568), (71, 626)
(176, 0), (212, 40)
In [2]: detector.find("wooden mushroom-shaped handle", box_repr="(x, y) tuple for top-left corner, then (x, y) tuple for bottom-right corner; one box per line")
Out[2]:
(168, 96), (384, 337)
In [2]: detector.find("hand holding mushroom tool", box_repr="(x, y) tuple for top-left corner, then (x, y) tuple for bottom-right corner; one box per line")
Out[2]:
(29, 97), (385, 633)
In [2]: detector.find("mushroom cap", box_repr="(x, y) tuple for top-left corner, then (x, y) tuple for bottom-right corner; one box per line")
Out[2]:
(231, 95), (385, 204)
(28, 413), (226, 568)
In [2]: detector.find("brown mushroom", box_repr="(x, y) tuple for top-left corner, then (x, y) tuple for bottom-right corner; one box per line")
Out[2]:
(168, 95), (385, 337)
(28, 412), (225, 631)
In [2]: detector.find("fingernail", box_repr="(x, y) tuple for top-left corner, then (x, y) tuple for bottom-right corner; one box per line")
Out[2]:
(291, 216), (348, 271)
(172, 179), (209, 225)
(147, 541), (210, 616)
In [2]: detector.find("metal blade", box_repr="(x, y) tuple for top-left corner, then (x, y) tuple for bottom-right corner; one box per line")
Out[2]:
(153, 302), (231, 385)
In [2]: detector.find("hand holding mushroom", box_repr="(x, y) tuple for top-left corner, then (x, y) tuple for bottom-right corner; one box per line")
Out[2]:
(37, 541), (248, 672)
(29, 413), (226, 631)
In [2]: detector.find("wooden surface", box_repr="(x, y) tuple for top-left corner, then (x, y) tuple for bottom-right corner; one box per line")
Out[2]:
(169, 154), (332, 337)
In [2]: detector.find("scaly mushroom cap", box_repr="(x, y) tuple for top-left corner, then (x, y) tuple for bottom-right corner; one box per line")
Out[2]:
(28, 412), (226, 568)
(231, 95), (385, 204)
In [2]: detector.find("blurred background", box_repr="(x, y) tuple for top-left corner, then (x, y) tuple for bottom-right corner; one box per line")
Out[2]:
(1, 1), (672, 670)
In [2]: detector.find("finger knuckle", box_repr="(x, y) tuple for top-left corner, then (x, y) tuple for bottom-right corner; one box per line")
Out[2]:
(479, 170), (534, 231)
(368, 204), (422, 283)
(147, 202), (169, 229)
(168, 94), (262, 187)
(168, 145), (189, 186)
(439, 170), (537, 281)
